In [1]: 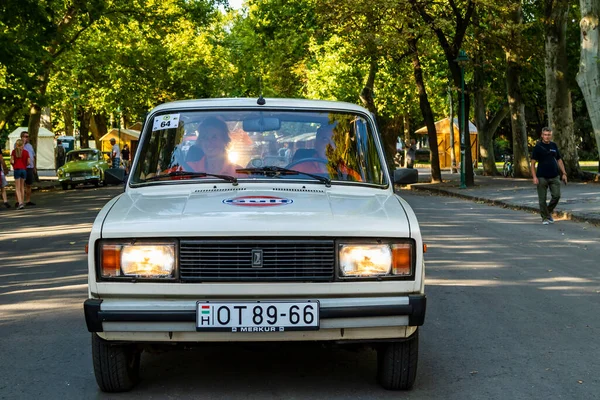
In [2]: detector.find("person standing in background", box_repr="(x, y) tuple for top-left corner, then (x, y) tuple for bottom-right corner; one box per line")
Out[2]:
(56, 139), (66, 170)
(14, 131), (36, 206)
(121, 144), (130, 174)
(110, 138), (121, 168)
(405, 139), (416, 169)
(10, 139), (30, 210)
(0, 152), (10, 208)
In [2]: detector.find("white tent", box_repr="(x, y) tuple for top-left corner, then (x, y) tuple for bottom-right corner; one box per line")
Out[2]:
(7, 127), (56, 170)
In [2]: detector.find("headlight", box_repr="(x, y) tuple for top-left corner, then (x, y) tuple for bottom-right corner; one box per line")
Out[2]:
(92, 166), (99, 174)
(100, 242), (176, 279)
(57, 169), (64, 177)
(339, 242), (414, 278)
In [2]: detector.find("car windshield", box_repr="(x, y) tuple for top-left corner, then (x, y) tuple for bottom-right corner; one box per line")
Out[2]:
(131, 109), (387, 185)
(67, 151), (98, 162)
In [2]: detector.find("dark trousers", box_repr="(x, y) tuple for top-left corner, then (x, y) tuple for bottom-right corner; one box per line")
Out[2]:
(537, 176), (561, 220)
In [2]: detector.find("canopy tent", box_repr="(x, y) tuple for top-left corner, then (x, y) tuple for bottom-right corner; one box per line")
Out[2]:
(415, 118), (479, 168)
(6, 127), (55, 170)
(414, 117), (477, 135)
(99, 128), (140, 155)
(99, 128), (140, 143)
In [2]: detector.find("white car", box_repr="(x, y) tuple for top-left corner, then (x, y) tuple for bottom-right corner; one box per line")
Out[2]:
(84, 98), (426, 392)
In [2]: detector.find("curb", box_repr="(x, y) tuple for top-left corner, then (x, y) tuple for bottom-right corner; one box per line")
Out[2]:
(3, 182), (60, 193)
(409, 184), (600, 227)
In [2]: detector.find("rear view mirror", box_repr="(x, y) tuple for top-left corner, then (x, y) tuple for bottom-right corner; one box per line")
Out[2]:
(243, 117), (281, 132)
(394, 168), (418, 185)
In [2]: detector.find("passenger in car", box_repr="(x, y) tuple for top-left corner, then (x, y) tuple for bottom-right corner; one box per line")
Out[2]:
(291, 124), (362, 182)
(168, 117), (241, 176)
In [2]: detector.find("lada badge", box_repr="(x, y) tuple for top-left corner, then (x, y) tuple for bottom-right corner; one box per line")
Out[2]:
(223, 195), (293, 207)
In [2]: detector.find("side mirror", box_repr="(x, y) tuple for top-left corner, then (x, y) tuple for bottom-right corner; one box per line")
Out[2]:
(394, 168), (418, 185)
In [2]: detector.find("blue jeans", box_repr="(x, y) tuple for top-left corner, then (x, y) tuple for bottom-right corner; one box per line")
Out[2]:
(112, 157), (121, 168)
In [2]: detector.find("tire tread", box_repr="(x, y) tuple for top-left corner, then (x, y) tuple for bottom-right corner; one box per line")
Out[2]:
(92, 334), (140, 392)
(377, 330), (419, 390)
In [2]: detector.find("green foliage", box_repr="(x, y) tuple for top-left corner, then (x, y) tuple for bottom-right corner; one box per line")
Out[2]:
(0, 0), (593, 161)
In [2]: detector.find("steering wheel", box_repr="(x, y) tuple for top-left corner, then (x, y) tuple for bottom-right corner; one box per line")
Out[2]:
(285, 157), (329, 170)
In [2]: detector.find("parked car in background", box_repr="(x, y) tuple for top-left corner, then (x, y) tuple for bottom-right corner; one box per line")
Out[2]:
(84, 98), (426, 392)
(57, 148), (109, 190)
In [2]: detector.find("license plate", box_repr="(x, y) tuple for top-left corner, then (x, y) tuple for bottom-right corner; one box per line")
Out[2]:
(196, 301), (319, 332)
(72, 177), (86, 181)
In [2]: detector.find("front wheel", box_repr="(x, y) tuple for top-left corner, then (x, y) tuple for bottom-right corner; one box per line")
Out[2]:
(61, 182), (68, 190)
(377, 329), (419, 390)
(92, 334), (141, 392)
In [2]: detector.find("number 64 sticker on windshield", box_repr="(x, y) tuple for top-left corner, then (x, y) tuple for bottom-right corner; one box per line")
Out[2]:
(152, 113), (180, 132)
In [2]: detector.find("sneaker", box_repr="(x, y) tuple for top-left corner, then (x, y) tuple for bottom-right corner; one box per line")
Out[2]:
(25, 201), (36, 206)
(542, 220), (550, 225)
(17, 203), (24, 210)
(547, 216), (554, 223)
(3, 202), (9, 208)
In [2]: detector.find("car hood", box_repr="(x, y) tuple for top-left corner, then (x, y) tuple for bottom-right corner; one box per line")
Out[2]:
(100, 184), (412, 238)
(61, 160), (99, 171)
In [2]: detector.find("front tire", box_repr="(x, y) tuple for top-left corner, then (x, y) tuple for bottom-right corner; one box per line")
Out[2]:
(92, 334), (141, 392)
(61, 182), (68, 190)
(377, 329), (419, 390)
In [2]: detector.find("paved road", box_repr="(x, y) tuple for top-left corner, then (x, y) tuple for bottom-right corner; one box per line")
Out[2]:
(1, 186), (599, 399)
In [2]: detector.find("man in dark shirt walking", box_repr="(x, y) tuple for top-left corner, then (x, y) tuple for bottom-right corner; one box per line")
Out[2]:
(530, 127), (568, 225)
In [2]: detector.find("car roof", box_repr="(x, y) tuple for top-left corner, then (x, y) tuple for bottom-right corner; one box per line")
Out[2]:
(150, 98), (371, 114)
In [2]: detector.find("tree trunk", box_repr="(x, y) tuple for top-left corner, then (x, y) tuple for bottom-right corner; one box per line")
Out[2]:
(576, 0), (600, 173)
(27, 63), (51, 174)
(408, 35), (442, 182)
(506, 63), (530, 178)
(448, 89), (458, 173)
(359, 55), (378, 115)
(544, 0), (581, 178)
(64, 107), (74, 136)
(505, 5), (530, 178)
(41, 107), (52, 131)
(409, 0), (475, 185)
(93, 113), (108, 149)
(462, 89), (474, 186)
(79, 109), (92, 148)
(403, 112), (410, 144)
(474, 50), (497, 176)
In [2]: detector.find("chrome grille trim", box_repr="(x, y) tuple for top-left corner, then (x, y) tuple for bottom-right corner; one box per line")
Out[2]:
(179, 240), (335, 282)
(70, 171), (92, 178)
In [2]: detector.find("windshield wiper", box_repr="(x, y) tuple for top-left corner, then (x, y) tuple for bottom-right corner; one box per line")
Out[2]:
(144, 170), (238, 185)
(236, 166), (331, 187)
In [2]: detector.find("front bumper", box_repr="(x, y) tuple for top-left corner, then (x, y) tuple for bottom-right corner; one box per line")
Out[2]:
(59, 174), (101, 184)
(84, 295), (426, 340)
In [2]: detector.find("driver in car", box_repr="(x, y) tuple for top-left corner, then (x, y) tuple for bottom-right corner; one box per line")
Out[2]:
(291, 123), (362, 181)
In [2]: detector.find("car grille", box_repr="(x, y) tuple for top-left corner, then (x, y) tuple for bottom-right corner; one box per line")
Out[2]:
(70, 171), (91, 178)
(179, 240), (335, 282)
